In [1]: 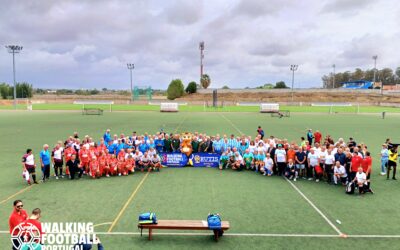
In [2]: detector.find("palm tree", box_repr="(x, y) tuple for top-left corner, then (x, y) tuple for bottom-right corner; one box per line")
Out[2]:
(201, 74), (211, 89)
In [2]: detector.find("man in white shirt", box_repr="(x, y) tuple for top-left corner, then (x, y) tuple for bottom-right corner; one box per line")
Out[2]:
(353, 167), (367, 194)
(22, 149), (38, 185)
(52, 142), (64, 179)
(333, 161), (347, 185)
(307, 148), (320, 181)
(275, 144), (286, 176)
(324, 149), (335, 184)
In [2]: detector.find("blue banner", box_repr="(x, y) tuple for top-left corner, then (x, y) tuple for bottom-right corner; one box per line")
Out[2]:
(190, 153), (221, 168)
(160, 153), (188, 167)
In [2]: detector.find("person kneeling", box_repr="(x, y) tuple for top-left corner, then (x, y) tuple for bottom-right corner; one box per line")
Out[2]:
(285, 159), (298, 181)
(333, 161), (347, 185)
(353, 167), (368, 195)
(150, 154), (161, 172)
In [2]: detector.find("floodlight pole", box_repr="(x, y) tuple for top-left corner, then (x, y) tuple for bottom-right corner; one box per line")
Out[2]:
(5, 45), (23, 109)
(127, 63), (134, 101)
(290, 65), (298, 102)
(332, 64), (336, 88)
(372, 55), (381, 94)
(199, 41), (204, 87)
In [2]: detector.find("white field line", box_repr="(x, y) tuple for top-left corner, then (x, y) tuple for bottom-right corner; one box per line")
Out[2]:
(284, 177), (344, 236)
(1, 230), (400, 238)
(220, 114), (244, 135)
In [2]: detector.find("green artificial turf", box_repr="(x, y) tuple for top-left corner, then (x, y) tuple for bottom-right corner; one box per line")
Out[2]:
(0, 111), (399, 249)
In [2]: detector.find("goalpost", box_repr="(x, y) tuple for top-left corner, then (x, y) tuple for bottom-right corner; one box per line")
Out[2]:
(73, 100), (114, 113)
(311, 103), (359, 114)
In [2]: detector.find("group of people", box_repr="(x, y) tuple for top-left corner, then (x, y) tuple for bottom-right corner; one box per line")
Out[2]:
(20, 127), (388, 195)
(21, 131), (164, 184)
(217, 128), (374, 194)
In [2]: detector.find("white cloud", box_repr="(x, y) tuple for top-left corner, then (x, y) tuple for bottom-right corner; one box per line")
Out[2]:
(0, 0), (398, 89)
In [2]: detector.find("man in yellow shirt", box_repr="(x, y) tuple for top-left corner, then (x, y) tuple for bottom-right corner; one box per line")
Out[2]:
(387, 146), (398, 180)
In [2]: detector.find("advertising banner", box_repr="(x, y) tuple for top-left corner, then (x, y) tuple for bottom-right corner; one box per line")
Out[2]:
(190, 153), (221, 168)
(160, 153), (188, 167)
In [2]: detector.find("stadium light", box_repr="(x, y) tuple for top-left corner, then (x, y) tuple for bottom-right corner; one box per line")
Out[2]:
(5, 45), (23, 109)
(127, 63), (134, 101)
(290, 65), (298, 102)
(372, 55), (381, 94)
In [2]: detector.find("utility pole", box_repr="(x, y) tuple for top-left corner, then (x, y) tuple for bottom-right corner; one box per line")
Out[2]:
(290, 65), (298, 102)
(332, 64), (336, 88)
(199, 41), (204, 87)
(5, 45), (23, 109)
(127, 63), (134, 101)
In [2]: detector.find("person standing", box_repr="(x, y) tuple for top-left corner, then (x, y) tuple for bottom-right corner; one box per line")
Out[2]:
(39, 144), (51, 182)
(307, 148), (319, 181)
(22, 149), (38, 185)
(307, 129), (314, 146)
(380, 144), (389, 176)
(295, 147), (307, 179)
(9, 200), (28, 250)
(387, 146), (398, 180)
(313, 130), (322, 144)
(257, 126), (265, 140)
(52, 142), (64, 179)
(362, 151), (373, 193)
(274, 144), (286, 176)
(350, 151), (362, 182)
(25, 208), (43, 249)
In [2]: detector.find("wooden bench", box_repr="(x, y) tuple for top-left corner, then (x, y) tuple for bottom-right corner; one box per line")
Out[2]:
(138, 220), (230, 241)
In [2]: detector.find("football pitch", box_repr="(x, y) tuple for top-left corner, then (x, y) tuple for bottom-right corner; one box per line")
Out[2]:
(1, 110), (400, 249)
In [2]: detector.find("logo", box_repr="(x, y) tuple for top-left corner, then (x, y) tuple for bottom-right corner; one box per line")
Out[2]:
(194, 155), (201, 164)
(11, 222), (41, 250)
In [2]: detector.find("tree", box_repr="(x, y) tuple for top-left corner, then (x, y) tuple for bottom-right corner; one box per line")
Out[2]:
(379, 68), (394, 85)
(200, 74), (211, 89)
(185, 81), (197, 94)
(352, 68), (364, 80)
(221, 85), (229, 89)
(274, 81), (288, 89)
(0, 83), (11, 99)
(90, 89), (99, 95)
(167, 79), (185, 100)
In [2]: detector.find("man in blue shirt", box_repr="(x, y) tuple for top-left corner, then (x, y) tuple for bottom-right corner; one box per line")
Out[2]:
(103, 129), (111, 144)
(213, 135), (223, 154)
(107, 141), (116, 155)
(154, 135), (165, 153)
(39, 144), (51, 182)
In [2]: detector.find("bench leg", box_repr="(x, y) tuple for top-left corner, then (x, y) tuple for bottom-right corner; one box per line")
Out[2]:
(148, 228), (152, 241)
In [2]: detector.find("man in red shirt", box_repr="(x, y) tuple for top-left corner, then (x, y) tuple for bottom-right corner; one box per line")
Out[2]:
(350, 151), (362, 182)
(9, 200), (28, 234)
(25, 208), (43, 247)
(361, 152), (373, 193)
(314, 130), (322, 144)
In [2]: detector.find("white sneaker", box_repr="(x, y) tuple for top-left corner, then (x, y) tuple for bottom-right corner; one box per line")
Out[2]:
(294, 178), (297, 182)
(316, 179), (320, 182)
(263, 173), (266, 176)
(106, 174), (110, 177)
(308, 178), (313, 181)
(118, 173), (121, 176)
(56, 176), (59, 180)
(381, 172), (386, 176)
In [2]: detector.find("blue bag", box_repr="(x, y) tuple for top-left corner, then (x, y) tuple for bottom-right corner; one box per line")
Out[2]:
(138, 212), (157, 224)
(207, 214), (221, 230)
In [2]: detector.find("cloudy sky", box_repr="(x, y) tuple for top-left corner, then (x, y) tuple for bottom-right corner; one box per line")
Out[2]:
(0, 0), (399, 89)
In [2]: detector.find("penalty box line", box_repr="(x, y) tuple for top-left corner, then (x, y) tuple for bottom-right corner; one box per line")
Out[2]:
(284, 178), (344, 236)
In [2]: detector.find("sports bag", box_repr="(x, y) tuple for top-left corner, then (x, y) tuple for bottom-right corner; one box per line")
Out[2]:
(315, 165), (323, 175)
(346, 182), (355, 195)
(207, 214), (221, 230)
(138, 212), (157, 224)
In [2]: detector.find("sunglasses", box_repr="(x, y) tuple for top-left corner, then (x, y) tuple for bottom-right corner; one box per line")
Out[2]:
(16, 205), (23, 208)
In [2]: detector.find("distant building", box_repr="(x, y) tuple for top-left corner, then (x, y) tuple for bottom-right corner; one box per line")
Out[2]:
(47, 90), (57, 93)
